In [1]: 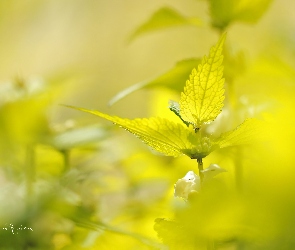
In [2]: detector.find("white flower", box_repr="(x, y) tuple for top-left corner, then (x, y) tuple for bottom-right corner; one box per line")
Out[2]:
(174, 171), (200, 200)
(174, 164), (227, 200)
(202, 164), (227, 181)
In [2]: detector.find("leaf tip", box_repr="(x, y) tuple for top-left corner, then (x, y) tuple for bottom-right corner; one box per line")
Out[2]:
(218, 32), (227, 48)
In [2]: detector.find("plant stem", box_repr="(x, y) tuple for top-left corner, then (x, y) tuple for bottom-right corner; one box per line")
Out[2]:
(25, 144), (35, 204)
(61, 149), (70, 172)
(197, 158), (204, 184)
(234, 147), (244, 249)
(207, 240), (216, 250)
(234, 147), (243, 193)
(198, 158), (216, 250)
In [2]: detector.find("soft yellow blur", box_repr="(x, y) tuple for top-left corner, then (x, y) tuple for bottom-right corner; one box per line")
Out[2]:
(1, 0), (295, 249)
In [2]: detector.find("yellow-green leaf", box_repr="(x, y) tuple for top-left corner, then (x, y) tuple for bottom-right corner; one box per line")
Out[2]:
(179, 34), (226, 129)
(109, 58), (201, 106)
(128, 7), (201, 42)
(154, 218), (189, 249)
(215, 118), (264, 148)
(48, 125), (108, 151)
(66, 106), (193, 157)
(66, 106), (215, 159)
(208, 0), (273, 30)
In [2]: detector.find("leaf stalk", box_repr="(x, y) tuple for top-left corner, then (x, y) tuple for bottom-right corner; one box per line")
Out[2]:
(197, 158), (204, 184)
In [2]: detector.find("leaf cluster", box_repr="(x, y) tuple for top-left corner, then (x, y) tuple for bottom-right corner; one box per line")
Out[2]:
(68, 34), (263, 161)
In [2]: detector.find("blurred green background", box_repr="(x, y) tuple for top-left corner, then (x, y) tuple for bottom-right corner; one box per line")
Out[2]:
(1, 0), (295, 249)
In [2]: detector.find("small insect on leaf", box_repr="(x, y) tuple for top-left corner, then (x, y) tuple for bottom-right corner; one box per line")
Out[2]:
(64, 34), (240, 161)
(168, 100), (190, 127)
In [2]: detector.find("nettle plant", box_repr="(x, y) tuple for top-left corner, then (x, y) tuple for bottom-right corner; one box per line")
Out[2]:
(68, 33), (260, 190)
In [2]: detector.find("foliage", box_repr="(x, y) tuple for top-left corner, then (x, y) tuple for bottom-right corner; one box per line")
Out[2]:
(128, 6), (201, 42)
(207, 0), (272, 29)
(3, 1), (295, 250)
(109, 58), (201, 105)
(68, 34), (263, 162)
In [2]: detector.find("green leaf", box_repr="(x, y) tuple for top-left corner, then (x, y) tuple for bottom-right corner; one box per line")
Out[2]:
(48, 125), (108, 151)
(154, 218), (187, 248)
(128, 7), (201, 42)
(65, 106), (215, 159)
(223, 49), (246, 84)
(109, 58), (201, 105)
(65, 35), (263, 161)
(179, 34), (226, 129)
(215, 118), (264, 148)
(74, 219), (167, 249)
(208, 0), (273, 30)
